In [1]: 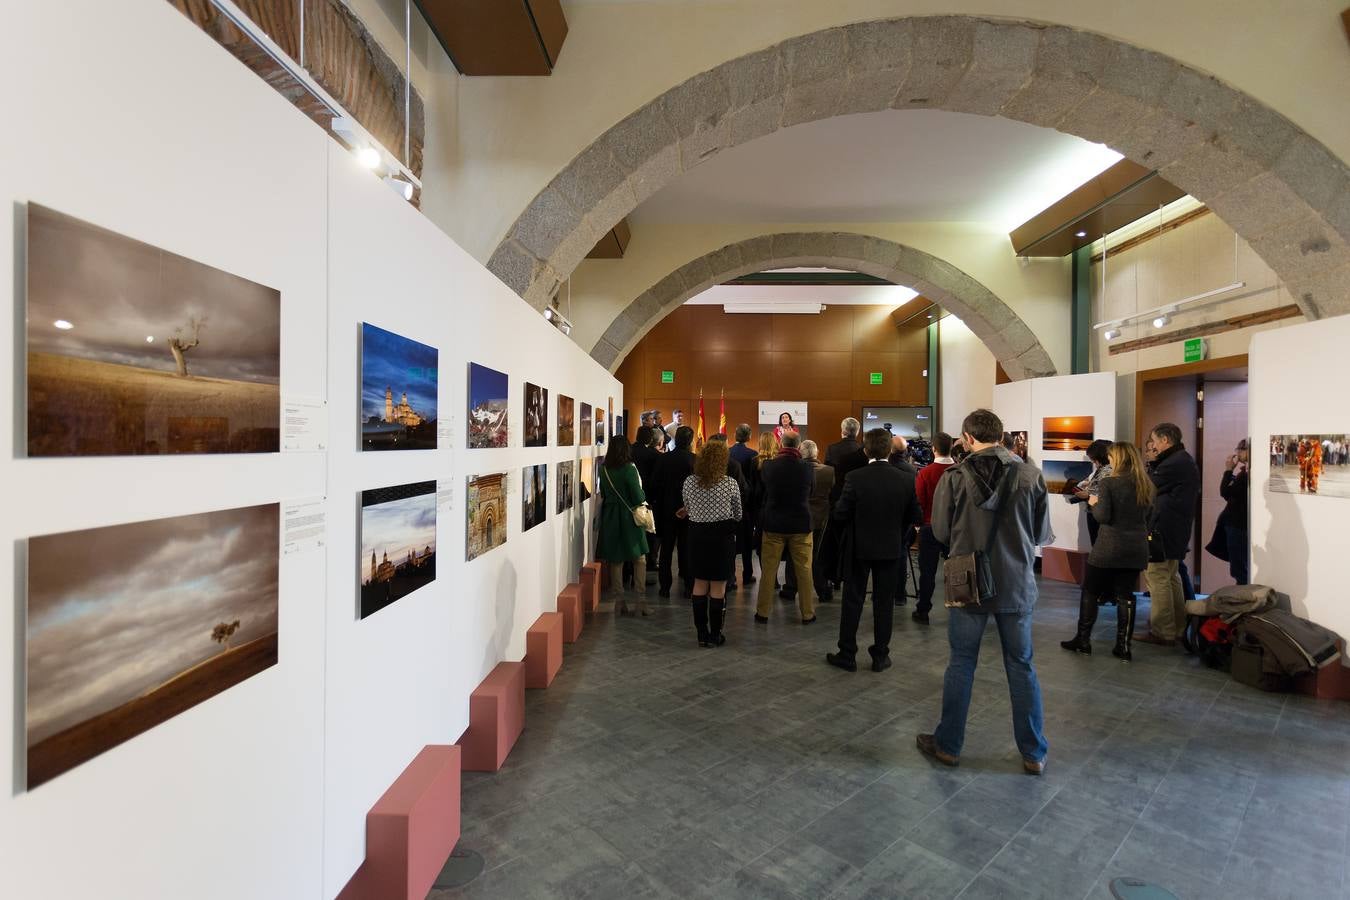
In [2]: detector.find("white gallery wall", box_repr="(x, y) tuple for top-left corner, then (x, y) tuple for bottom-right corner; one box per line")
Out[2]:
(0, 2), (616, 899)
(1249, 315), (1350, 659)
(994, 373), (1116, 553)
(939, 315), (996, 437)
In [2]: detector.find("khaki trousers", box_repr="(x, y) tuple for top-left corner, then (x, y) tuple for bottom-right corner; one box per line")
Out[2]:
(1144, 559), (1186, 641)
(757, 532), (815, 620)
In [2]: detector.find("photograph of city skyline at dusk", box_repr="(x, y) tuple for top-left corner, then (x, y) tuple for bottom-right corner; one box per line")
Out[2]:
(26, 203), (280, 457)
(360, 323), (438, 451)
(25, 504), (280, 789)
(360, 481), (437, 618)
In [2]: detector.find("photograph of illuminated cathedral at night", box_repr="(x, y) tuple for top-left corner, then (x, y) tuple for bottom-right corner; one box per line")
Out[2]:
(360, 323), (438, 451)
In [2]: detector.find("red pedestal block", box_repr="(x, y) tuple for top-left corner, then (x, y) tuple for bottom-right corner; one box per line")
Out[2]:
(580, 561), (603, 611)
(458, 661), (526, 772)
(1297, 641), (1350, 701)
(525, 612), (564, 689)
(1042, 548), (1087, 585)
(335, 744), (461, 900)
(557, 585), (583, 643)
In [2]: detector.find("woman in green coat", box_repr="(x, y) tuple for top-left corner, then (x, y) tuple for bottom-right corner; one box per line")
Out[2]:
(598, 435), (651, 615)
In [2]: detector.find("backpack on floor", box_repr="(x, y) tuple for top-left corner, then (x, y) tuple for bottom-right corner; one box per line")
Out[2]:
(1231, 610), (1342, 692)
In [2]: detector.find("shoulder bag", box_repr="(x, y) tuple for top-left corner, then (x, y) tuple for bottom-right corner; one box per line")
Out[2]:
(943, 466), (1008, 609)
(604, 464), (656, 533)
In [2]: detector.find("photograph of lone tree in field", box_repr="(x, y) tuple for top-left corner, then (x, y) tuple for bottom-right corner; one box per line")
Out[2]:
(25, 503), (280, 790)
(26, 204), (281, 456)
(360, 481), (437, 618)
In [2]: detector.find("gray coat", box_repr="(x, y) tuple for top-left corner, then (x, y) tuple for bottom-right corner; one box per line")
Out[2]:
(1087, 475), (1150, 570)
(932, 446), (1052, 614)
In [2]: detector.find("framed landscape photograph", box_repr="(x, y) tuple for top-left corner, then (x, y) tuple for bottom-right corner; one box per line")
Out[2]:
(467, 473), (508, 560)
(557, 394), (575, 446)
(1042, 459), (1094, 496)
(360, 323), (438, 451)
(524, 382), (548, 448)
(1268, 434), (1350, 499)
(467, 363), (509, 448)
(522, 463), (548, 532)
(556, 460), (574, 513)
(360, 481), (437, 618)
(595, 406), (606, 445)
(26, 203), (280, 456)
(26, 504), (280, 789)
(580, 402), (593, 444)
(1042, 416), (1095, 452)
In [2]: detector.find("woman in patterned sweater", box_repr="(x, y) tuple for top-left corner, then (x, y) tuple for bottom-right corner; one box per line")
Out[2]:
(680, 440), (743, 647)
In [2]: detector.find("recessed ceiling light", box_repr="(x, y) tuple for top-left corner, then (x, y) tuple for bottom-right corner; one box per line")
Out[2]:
(1075, 231), (1087, 238)
(145, 335), (155, 343)
(53, 319), (73, 330)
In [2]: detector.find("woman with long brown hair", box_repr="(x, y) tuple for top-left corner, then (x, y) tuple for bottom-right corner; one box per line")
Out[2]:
(680, 440), (742, 647)
(1061, 441), (1155, 660)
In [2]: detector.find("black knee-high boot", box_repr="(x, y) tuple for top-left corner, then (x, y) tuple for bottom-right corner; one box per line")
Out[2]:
(1060, 591), (1099, 654)
(708, 597), (727, 647)
(1113, 596), (1136, 661)
(692, 595), (710, 647)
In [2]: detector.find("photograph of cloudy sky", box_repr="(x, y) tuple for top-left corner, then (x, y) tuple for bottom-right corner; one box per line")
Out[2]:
(360, 323), (438, 451)
(26, 204), (280, 456)
(360, 481), (437, 618)
(26, 504), (280, 789)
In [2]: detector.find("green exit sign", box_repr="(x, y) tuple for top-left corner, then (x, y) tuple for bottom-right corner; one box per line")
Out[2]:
(869, 372), (884, 385)
(1183, 338), (1206, 363)
(660, 370), (674, 384)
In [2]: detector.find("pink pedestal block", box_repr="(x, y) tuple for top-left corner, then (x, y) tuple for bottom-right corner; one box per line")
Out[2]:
(458, 661), (526, 772)
(580, 562), (603, 612)
(336, 744), (461, 900)
(557, 585), (583, 643)
(525, 612), (563, 689)
(1042, 548), (1087, 585)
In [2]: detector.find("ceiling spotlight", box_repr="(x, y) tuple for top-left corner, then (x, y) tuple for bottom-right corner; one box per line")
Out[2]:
(356, 146), (381, 169)
(53, 319), (73, 330)
(145, 335), (155, 343)
(1153, 314), (1171, 329)
(560, 323), (572, 336)
(1075, 231), (1088, 238)
(543, 308), (555, 321)
(1103, 327), (1121, 341)
(383, 176), (413, 201)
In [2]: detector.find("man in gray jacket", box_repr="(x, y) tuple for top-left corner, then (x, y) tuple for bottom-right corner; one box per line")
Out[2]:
(917, 409), (1053, 775)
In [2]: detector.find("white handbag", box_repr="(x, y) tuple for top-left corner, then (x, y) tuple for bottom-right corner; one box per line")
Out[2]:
(604, 465), (656, 533)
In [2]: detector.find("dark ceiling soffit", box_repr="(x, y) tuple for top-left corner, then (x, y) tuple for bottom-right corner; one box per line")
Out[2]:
(725, 272), (894, 286)
(414, 0), (566, 76)
(891, 297), (944, 328)
(1009, 160), (1186, 257)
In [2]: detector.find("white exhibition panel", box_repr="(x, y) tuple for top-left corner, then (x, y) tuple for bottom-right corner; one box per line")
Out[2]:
(1249, 316), (1350, 658)
(758, 400), (809, 424)
(0, 2), (616, 899)
(322, 144), (611, 895)
(994, 373), (1116, 553)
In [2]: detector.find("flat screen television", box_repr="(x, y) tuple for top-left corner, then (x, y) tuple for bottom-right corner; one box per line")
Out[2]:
(860, 406), (933, 440)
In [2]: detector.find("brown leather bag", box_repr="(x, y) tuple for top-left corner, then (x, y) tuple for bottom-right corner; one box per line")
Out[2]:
(942, 467), (1008, 609)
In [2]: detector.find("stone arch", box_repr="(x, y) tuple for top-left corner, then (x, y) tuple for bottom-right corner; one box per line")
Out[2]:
(592, 231), (1056, 380)
(488, 15), (1350, 346)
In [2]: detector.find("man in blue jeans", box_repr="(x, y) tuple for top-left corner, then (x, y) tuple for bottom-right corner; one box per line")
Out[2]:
(917, 409), (1052, 775)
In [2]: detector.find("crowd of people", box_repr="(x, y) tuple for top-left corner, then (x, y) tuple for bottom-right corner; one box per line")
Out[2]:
(593, 407), (1244, 773)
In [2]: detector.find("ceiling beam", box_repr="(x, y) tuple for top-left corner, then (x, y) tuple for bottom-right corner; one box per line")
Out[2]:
(725, 272), (893, 286)
(414, 0), (568, 76)
(585, 218), (631, 259)
(1009, 160), (1186, 257)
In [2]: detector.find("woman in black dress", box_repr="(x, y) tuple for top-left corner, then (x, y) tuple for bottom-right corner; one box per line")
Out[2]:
(680, 440), (742, 647)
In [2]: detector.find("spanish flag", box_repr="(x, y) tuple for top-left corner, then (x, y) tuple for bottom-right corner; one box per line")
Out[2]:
(696, 390), (706, 448)
(718, 389), (726, 437)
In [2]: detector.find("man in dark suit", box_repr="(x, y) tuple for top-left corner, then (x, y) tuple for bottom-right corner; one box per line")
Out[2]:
(827, 428), (921, 673)
(886, 433), (919, 606)
(650, 425), (696, 598)
(710, 434), (748, 587)
(728, 424), (759, 585)
(821, 420), (869, 600)
(631, 425), (662, 583)
(889, 434), (917, 474)
(824, 417), (862, 470)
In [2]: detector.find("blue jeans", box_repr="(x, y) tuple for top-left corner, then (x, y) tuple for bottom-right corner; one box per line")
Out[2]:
(934, 608), (1048, 763)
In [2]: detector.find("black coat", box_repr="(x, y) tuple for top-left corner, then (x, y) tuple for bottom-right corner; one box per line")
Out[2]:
(833, 460), (921, 560)
(1148, 444), (1200, 560)
(650, 447), (695, 525)
(889, 453), (917, 475)
(759, 453), (813, 534)
(631, 443), (660, 492)
(824, 437), (861, 471)
(828, 447), (868, 507)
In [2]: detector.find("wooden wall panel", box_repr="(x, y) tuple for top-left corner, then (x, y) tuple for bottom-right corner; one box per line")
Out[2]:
(773, 308), (854, 352)
(615, 306), (933, 441)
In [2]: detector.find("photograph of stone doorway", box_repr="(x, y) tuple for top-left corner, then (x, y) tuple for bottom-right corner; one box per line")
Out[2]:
(466, 472), (506, 561)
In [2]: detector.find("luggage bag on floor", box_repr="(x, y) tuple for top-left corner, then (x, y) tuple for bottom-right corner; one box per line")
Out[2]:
(1232, 609), (1342, 692)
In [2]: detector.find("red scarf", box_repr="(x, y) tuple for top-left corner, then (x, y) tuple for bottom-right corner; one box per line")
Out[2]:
(776, 447), (803, 460)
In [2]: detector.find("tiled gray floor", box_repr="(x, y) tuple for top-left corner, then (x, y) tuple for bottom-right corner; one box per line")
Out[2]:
(435, 569), (1350, 900)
